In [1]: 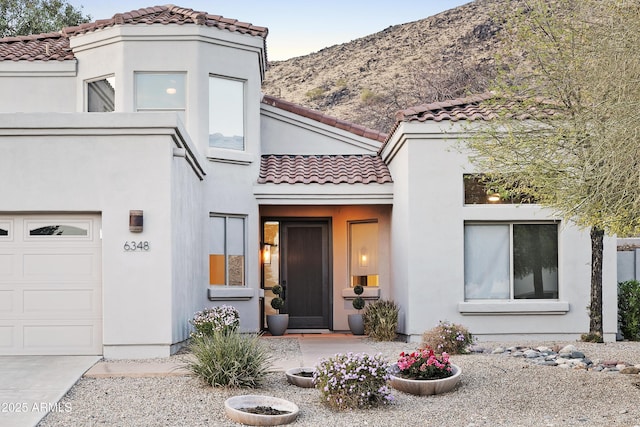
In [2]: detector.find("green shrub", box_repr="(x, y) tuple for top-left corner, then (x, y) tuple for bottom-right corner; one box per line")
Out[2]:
(421, 320), (474, 354)
(313, 352), (393, 410)
(184, 331), (272, 387)
(619, 280), (640, 340)
(362, 299), (399, 341)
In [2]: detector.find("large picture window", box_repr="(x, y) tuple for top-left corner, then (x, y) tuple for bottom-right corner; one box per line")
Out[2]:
(209, 214), (246, 286)
(464, 223), (558, 300)
(209, 75), (244, 150)
(135, 72), (185, 120)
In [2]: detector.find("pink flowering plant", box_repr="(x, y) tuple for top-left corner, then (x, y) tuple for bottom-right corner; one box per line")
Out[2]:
(313, 352), (393, 410)
(396, 347), (453, 380)
(190, 305), (240, 338)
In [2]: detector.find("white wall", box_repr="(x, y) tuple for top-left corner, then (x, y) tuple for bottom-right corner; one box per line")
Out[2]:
(383, 121), (618, 342)
(0, 113), (203, 358)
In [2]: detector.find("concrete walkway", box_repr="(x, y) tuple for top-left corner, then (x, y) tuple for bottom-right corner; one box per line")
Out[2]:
(85, 333), (377, 377)
(0, 355), (99, 427)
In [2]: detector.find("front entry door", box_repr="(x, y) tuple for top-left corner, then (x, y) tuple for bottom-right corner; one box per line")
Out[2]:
(280, 221), (331, 329)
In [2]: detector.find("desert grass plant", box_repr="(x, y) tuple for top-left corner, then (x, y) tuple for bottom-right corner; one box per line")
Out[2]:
(185, 331), (272, 388)
(362, 299), (399, 341)
(619, 280), (640, 341)
(313, 352), (393, 410)
(421, 320), (474, 354)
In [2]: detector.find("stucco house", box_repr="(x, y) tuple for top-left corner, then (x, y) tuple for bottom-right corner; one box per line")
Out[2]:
(0, 5), (617, 358)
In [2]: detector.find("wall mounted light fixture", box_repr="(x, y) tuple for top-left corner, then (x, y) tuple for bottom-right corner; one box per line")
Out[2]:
(129, 210), (143, 232)
(262, 243), (271, 265)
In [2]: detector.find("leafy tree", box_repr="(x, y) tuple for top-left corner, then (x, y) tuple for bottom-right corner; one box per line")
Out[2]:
(0, 0), (90, 38)
(466, 0), (640, 341)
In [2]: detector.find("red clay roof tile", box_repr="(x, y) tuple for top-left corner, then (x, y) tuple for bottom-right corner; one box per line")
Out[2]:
(258, 155), (393, 185)
(0, 4), (268, 62)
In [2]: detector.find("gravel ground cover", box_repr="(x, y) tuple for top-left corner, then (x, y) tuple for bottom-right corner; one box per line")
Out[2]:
(39, 339), (640, 427)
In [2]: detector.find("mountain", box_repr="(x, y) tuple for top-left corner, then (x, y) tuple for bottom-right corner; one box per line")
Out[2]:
(261, 0), (515, 132)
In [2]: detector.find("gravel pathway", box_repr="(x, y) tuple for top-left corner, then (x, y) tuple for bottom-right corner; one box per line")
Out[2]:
(38, 339), (640, 427)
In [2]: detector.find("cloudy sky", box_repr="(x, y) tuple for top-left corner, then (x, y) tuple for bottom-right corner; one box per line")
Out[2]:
(66, 0), (471, 60)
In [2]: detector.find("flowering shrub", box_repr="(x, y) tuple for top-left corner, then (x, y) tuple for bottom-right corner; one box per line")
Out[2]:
(421, 320), (474, 354)
(313, 352), (393, 410)
(190, 305), (239, 338)
(396, 347), (452, 380)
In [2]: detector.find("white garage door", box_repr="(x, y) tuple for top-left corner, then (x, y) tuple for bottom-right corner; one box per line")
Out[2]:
(0, 215), (102, 355)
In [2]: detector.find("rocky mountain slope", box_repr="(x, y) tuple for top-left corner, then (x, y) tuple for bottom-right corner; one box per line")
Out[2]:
(261, 0), (516, 132)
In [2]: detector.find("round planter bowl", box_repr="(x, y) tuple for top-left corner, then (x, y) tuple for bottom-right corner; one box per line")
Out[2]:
(224, 395), (299, 426)
(285, 367), (316, 388)
(389, 363), (462, 396)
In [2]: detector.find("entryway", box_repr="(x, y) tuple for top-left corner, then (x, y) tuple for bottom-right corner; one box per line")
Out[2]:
(262, 219), (332, 330)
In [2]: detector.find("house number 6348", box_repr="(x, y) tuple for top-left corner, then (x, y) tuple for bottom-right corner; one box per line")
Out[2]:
(124, 241), (150, 251)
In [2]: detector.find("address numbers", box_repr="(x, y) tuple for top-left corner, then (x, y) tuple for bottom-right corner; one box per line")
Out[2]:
(124, 241), (150, 251)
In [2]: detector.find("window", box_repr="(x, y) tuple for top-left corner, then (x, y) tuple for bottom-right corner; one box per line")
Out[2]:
(464, 223), (558, 300)
(349, 221), (379, 287)
(209, 214), (246, 286)
(135, 73), (185, 120)
(464, 174), (535, 204)
(209, 76), (244, 150)
(87, 76), (115, 112)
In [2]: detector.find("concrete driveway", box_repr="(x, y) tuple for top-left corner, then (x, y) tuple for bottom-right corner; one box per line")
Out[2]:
(0, 355), (99, 427)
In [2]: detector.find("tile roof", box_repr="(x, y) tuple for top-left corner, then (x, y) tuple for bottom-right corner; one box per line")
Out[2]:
(395, 93), (559, 123)
(258, 155), (393, 185)
(0, 4), (268, 62)
(262, 95), (388, 143)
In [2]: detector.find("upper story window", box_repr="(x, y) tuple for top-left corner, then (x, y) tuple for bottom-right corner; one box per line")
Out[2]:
(209, 75), (245, 150)
(87, 76), (115, 112)
(135, 72), (185, 120)
(349, 221), (379, 287)
(464, 223), (558, 300)
(464, 174), (536, 204)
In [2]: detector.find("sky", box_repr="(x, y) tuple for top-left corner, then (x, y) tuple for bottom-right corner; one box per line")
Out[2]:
(66, 0), (472, 61)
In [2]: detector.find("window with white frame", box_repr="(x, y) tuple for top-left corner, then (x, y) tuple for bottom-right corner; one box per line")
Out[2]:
(87, 76), (115, 112)
(349, 221), (379, 287)
(209, 214), (246, 286)
(209, 75), (245, 150)
(135, 72), (185, 120)
(464, 223), (558, 300)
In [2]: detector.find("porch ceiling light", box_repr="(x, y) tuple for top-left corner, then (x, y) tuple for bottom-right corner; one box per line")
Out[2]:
(166, 87), (177, 95)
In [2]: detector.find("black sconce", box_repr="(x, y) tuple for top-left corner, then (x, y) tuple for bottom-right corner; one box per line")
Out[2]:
(129, 210), (143, 232)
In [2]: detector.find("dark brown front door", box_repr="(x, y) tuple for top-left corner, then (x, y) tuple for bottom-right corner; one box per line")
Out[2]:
(280, 221), (331, 329)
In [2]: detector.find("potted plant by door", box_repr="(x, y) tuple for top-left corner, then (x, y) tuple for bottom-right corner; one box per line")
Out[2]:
(348, 285), (366, 335)
(266, 284), (288, 336)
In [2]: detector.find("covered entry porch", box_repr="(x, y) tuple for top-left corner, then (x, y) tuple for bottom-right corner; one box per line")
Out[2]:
(259, 205), (392, 332)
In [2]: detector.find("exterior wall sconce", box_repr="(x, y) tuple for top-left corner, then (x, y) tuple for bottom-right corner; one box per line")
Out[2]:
(129, 210), (143, 232)
(262, 243), (271, 265)
(359, 247), (369, 268)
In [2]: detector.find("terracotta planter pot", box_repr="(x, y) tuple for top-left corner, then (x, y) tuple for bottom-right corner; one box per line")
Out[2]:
(389, 363), (462, 396)
(285, 367), (316, 388)
(224, 395), (299, 426)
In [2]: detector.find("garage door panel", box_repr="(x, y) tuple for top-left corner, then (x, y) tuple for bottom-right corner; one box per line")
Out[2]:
(0, 325), (14, 348)
(23, 324), (97, 349)
(0, 253), (17, 277)
(24, 289), (96, 313)
(23, 252), (97, 279)
(0, 290), (14, 311)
